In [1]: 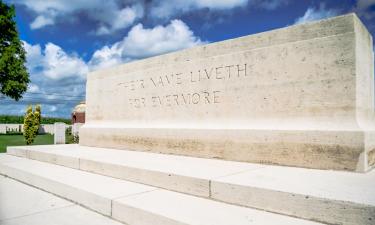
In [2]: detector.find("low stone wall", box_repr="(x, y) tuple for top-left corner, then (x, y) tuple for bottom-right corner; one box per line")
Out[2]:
(0, 124), (71, 134)
(39, 124), (55, 134)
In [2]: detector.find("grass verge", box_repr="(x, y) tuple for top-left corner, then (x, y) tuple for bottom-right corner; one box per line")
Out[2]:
(0, 134), (54, 153)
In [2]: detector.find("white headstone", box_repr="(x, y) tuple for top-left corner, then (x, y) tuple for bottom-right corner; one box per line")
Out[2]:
(54, 123), (66, 144)
(0, 125), (6, 134)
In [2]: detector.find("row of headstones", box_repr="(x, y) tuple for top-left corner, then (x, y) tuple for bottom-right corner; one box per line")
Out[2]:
(54, 122), (84, 144)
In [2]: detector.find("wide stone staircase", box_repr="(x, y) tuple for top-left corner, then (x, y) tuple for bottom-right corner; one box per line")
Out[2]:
(0, 144), (374, 225)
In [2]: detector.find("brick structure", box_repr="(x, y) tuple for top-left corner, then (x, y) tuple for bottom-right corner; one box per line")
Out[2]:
(71, 101), (86, 124)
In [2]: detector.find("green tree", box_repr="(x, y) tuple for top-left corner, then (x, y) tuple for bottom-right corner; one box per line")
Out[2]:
(35, 104), (41, 124)
(0, 0), (29, 101)
(23, 105), (41, 145)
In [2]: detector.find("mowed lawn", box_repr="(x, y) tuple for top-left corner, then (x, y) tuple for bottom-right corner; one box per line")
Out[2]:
(0, 134), (54, 153)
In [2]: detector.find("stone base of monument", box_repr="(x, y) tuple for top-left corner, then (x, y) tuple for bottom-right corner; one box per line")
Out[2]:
(1, 144), (374, 225)
(80, 127), (375, 172)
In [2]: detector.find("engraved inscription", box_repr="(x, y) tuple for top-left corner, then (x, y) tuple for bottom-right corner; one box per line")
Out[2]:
(118, 63), (249, 109)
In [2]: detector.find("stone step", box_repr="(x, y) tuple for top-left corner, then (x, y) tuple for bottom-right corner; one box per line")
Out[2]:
(0, 175), (124, 225)
(0, 154), (322, 225)
(7, 144), (375, 225)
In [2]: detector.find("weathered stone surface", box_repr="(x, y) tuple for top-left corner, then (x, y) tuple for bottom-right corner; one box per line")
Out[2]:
(0, 154), (325, 225)
(4, 146), (375, 225)
(80, 14), (375, 172)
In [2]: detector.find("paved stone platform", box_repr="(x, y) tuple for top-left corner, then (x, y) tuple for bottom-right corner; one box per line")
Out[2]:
(0, 153), (323, 225)
(5, 144), (375, 225)
(0, 175), (124, 225)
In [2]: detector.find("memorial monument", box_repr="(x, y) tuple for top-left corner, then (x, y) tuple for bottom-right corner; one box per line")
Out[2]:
(1, 14), (374, 225)
(80, 13), (375, 172)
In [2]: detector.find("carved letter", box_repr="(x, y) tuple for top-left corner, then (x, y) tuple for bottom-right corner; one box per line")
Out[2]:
(237, 64), (247, 77)
(213, 91), (220, 103)
(192, 93), (200, 104)
(216, 66), (224, 79)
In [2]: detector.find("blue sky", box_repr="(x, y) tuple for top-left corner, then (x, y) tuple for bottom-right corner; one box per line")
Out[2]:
(1, 0), (374, 118)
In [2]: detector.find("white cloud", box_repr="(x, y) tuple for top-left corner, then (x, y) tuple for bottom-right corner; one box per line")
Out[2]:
(89, 19), (205, 70)
(150, 0), (248, 19)
(89, 45), (123, 71)
(251, 0), (289, 10)
(24, 42), (88, 80)
(95, 3), (144, 35)
(49, 105), (57, 112)
(43, 43), (89, 80)
(30, 15), (55, 29)
(23, 19), (204, 94)
(1, 41), (87, 117)
(13, 0), (289, 33)
(12, 19), (205, 116)
(355, 0), (375, 20)
(12, 0), (143, 34)
(23, 41), (43, 70)
(28, 83), (40, 92)
(294, 4), (339, 24)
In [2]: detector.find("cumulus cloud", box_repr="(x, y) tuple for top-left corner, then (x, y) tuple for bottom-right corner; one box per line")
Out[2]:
(150, 0), (248, 19)
(3, 19), (205, 117)
(27, 83), (40, 92)
(355, 0), (375, 20)
(294, 4), (339, 24)
(251, 0), (289, 10)
(9, 41), (89, 117)
(12, 0), (143, 34)
(30, 15), (55, 29)
(95, 3), (144, 35)
(43, 43), (88, 80)
(12, 0), (289, 33)
(89, 19), (205, 70)
(23, 41), (88, 80)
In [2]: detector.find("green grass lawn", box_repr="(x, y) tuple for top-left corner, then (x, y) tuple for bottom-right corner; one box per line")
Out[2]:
(0, 134), (54, 153)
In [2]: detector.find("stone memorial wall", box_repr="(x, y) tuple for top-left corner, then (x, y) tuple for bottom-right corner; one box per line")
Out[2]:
(80, 14), (375, 172)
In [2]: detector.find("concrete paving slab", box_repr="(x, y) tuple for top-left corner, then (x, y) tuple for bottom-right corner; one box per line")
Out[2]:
(0, 176), (73, 221)
(0, 154), (23, 164)
(113, 189), (324, 225)
(1, 205), (124, 225)
(0, 176), (124, 225)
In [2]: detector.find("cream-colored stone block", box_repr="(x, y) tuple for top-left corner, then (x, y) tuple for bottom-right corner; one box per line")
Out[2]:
(5, 144), (261, 197)
(0, 155), (156, 216)
(28, 148), (79, 169)
(112, 189), (323, 225)
(80, 14), (375, 172)
(7, 146), (79, 169)
(6, 147), (28, 157)
(211, 166), (375, 225)
(80, 159), (210, 197)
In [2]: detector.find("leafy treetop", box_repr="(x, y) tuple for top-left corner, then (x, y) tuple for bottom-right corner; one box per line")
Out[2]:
(0, 0), (29, 101)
